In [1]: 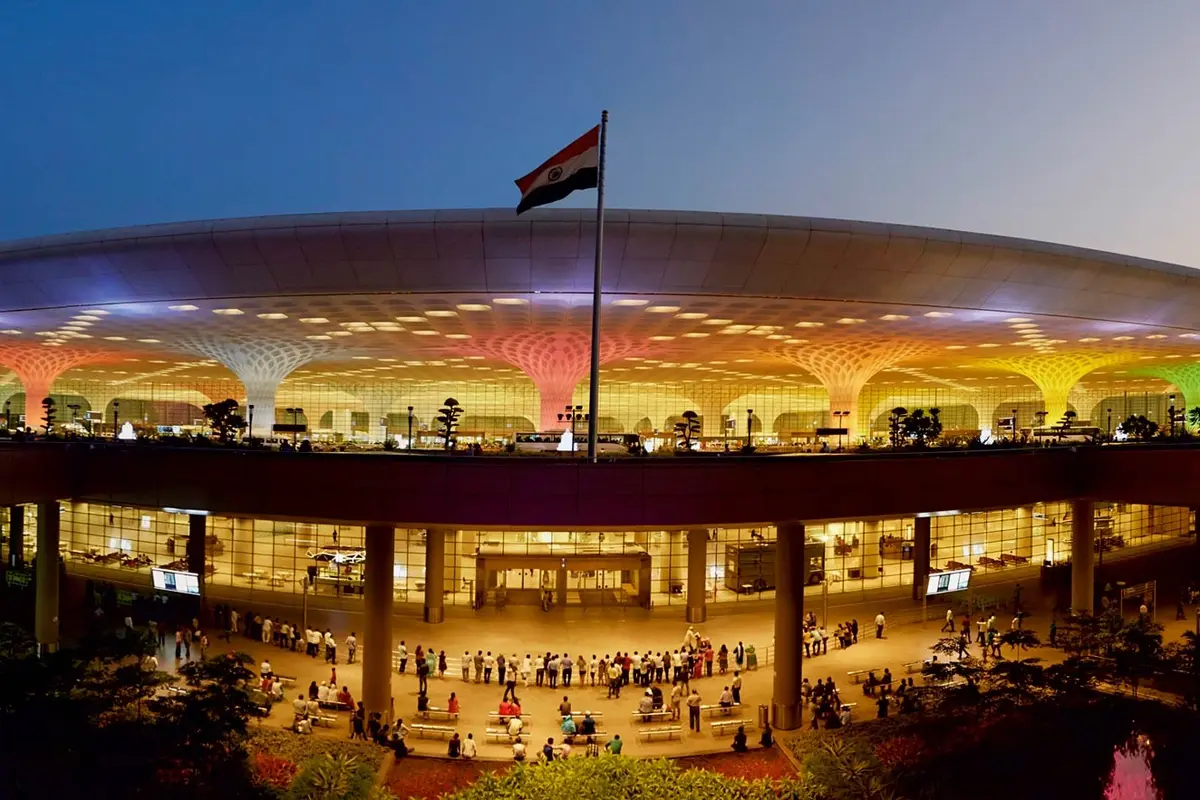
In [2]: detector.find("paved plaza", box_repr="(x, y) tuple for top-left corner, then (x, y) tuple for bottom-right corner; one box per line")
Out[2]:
(147, 577), (1200, 760)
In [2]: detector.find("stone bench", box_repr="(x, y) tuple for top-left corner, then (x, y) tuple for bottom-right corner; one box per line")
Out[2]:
(486, 712), (531, 725)
(847, 669), (884, 684)
(418, 707), (458, 721)
(318, 699), (351, 711)
(637, 725), (682, 741)
(410, 723), (455, 739)
(710, 718), (749, 736)
(699, 703), (741, 718)
(630, 709), (673, 722)
(903, 661), (925, 674)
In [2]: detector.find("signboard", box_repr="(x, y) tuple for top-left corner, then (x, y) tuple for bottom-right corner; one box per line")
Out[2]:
(926, 568), (972, 596)
(5, 570), (31, 589)
(1120, 581), (1155, 601)
(815, 427), (849, 436)
(152, 568), (200, 595)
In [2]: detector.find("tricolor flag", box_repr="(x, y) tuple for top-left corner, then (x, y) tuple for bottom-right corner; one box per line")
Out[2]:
(513, 125), (600, 214)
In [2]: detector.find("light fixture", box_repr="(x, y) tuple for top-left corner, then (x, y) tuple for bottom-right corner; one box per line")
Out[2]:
(103, 336), (128, 341)
(257, 313), (288, 320)
(612, 299), (649, 306)
(445, 333), (471, 339)
(492, 297), (529, 305)
(675, 312), (708, 320)
(412, 329), (440, 336)
(81, 309), (109, 315)
(649, 335), (675, 341)
(425, 310), (458, 317)
(924, 311), (953, 318)
(836, 318), (865, 325)
(299, 317), (329, 324)
(456, 303), (491, 311)
(794, 321), (824, 328)
(212, 308), (244, 315)
(879, 314), (909, 321)
(395, 316), (425, 322)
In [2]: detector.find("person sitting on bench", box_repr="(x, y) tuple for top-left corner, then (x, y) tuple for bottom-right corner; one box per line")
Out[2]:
(579, 711), (597, 736)
(719, 686), (734, 708)
(731, 725), (749, 752)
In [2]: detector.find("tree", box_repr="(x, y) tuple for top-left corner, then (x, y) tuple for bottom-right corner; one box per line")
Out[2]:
(203, 398), (246, 443)
(987, 656), (1045, 704)
(1118, 414), (1158, 441)
(1187, 406), (1200, 433)
(923, 636), (985, 712)
(40, 396), (56, 435)
(1109, 616), (1166, 697)
(674, 409), (701, 450)
(888, 407), (908, 448)
(436, 397), (463, 450)
(900, 407), (942, 447)
(1057, 409), (1077, 441)
(803, 737), (900, 800)
(999, 628), (1041, 656)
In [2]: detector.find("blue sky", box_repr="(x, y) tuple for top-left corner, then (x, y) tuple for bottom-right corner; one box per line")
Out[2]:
(3, 1), (1199, 266)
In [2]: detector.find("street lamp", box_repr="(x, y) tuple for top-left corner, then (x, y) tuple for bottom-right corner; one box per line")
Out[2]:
(3, 399), (10, 431)
(407, 406), (414, 451)
(1107, 407), (1113, 437)
(285, 407), (304, 444)
(746, 409), (754, 449)
(1169, 394), (1177, 436)
(832, 410), (850, 449)
(1011, 408), (1018, 439)
(559, 405), (588, 452)
(247, 404), (255, 444)
(112, 401), (120, 440)
(67, 403), (80, 432)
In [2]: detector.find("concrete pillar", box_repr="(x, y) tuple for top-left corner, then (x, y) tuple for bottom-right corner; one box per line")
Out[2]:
(772, 522), (805, 729)
(686, 528), (708, 623)
(1071, 498), (1095, 615)
(8, 506), (24, 568)
(862, 519), (881, 581)
(423, 528), (446, 624)
(912, 516), (931, 602)
(556, 564), (568, 606)
(363, 524), (394, 720)
(186, 514), (207, 615)
(1016, 506), (1034, 558)
(35, 501), (60, 655)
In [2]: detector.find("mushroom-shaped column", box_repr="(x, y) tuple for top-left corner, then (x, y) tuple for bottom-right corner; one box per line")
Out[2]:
(1067, 385), (1118, 426)
(472, 331), (641, 431)
(689, 385), (750, 439)
(0, 345), (120, 420)
(980, 353), (1134, 425)
(178, 339), (331, 439)
(776, 338), (931, 443)
(1130, 364), (1200, 413)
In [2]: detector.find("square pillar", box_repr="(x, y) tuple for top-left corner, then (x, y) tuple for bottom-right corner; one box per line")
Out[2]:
(8, 506), (24, 568)
(186, 513), (208, 617)
(423, 528), (446, 624)
(912, 515), (931, 601)
(772, 522), (805, 729)
(363, 524), (395, 719)
(686, 528), (708, 623)
(1071, 499), (1095, 615)
(556, 564), (568, 607)
(35, 501), (60, 655)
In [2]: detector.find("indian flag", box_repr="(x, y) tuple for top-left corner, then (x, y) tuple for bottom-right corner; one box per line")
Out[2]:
(514, 125), (600, 214)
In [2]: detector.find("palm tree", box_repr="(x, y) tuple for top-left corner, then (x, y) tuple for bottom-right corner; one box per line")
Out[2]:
(999, 628), (1041, 656)
(40, 397), (56, 435)
(436, 398), (463, 450)
(673, 410), (700, 451)
(887, 407), (908, 448)
(1187, 406), (1200, 433)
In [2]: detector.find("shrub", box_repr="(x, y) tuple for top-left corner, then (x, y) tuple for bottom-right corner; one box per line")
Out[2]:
(445, 756), (806, 800)
(248, 729), (384, 770)
(254, 753), (298, 790)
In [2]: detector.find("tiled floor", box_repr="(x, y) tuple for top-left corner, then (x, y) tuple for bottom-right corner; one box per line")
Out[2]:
(152, 579), (1200, 760)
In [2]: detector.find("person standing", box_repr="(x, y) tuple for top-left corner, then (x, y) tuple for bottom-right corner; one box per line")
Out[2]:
(670, 682), (682, 721)
(396, 640), (408, 673)
(1049, 619), (1058, 648)
(547, 652), (560, 689)
(535, 653), (546, 687)
(874, 612), (886, 639)
(522, 654), (532, 687)
(851, 619), (859, 644)
(496, 653), (507, 686)
(438, 650), (448, 679)
(417, 654), (429, 694)
(588, 654), (598, 686)
(686, 687), (702, 732)
(473, 650), (484, 683)
(483, 651), (495, 684)
(561, 653), (573, 687)
(942, 608), (954, 633)
(731, 671), (742, 705)
(462, 650), (471, 681)
(346, 631), (357, 664)
(734, 641), (745, 670)
(704, 646), (714, 677)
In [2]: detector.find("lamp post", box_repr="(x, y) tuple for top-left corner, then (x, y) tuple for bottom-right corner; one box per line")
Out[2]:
(67, 403), (80, 432)
(1169, 394), (1177, 437)
(247, 404), (255, 445)
(746, 409), (753, 450)
(112, 401), (120, 440)
(3, 400), (9, 431)
(1107, 408), (1113, 437)
(832, 410), (850, 449)
(407, 406), (414, 451)
(285, 407), (303, 444)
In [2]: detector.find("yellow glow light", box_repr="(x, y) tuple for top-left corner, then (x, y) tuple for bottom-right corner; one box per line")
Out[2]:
(257, 313), (288, 320)
(612, 299), (649, 306)
(675, 312), (708, 320)
(456, 304), (491, 311)
(425, 310), (458, 317)
(212, 308), (244, 315)
(924, 311), (953, 318)
(492, 297), (529, 305)
(646, 305), (680, 313)
(879, 314), (909, 321)
(794, 321), (824, 328)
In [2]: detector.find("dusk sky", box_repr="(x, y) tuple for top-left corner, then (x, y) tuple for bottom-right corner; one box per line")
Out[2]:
(3, 2), (1200, 267)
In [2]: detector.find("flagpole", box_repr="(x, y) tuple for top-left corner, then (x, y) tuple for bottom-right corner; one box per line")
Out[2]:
(587, 109), (608, 463)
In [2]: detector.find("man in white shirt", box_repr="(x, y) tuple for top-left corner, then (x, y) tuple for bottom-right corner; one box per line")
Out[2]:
(718, 686), (734, 707)
(292, 694), (308, 720)
(229, 609), (239, 639)
(507, 716), (523, 737)
(279, 622), (290, 647)
(874, 612), (886, 639)
(670, 682), (683, 721)
(324, 630), (336, 664)
(511, 737), (526, 761)
(346, 632), (358, 664)
(942, 607), (955, 632)
(484, 651), (496, 684)
(261, 617), (272, 644)
(463, 650), (472, 681)
(317, 682), (330, 702)
(559, 740), (572, 759)
(731, 671), (743, 704)
(260, 659), (272, 677)
(461, 732), (477, 759)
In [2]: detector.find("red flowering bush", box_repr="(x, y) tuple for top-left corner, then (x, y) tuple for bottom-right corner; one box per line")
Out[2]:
(253, 752), (298, 790)
(874, 734), (925, 770)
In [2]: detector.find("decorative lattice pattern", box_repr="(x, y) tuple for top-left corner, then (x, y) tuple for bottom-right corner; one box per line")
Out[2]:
(981, 353), (1136, 421)
(0, 344), (122, 406)
(1130, 364), (1200, 408)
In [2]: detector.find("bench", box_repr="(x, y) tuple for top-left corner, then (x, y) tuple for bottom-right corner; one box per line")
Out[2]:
(568, 711), (603, 721)
(903, 661), (924, 674)
(847, 669), (883, 684)
(486, 712), (531, 725)
(318, 700), (351, 711)
(274, 674), (297, 687)
(418, 708), (459, 722)
(486, 727), (524, 743)
(311, 714), (338, 727)
(999, 553), (1028, 565)
(977, 556), (1005, 569)
(630, 709), (673, 723)
(710, 718), (749, 736)
(410, 723), (455, 739)
(699, 703), (741, 718)
(638, 725), (682, 741)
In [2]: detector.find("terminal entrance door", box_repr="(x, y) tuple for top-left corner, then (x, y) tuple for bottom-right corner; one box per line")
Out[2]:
(476, 552), (651, 609)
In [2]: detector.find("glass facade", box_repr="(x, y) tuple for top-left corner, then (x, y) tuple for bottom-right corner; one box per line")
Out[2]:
(8, 377), (1174, 445)
(8, 499), (1185, 613)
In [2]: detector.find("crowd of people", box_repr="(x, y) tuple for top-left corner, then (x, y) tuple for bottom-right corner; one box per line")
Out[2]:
(211, 604), (357, 665)
(800, 611), (862, 657)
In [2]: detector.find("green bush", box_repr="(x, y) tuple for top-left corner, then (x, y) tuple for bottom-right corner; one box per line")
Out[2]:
(249, 729), (385, 771)
(288, 753), (381, 800)
(445, 756), (807, 800)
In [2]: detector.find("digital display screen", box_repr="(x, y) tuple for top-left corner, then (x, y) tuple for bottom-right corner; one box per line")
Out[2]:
(926, 568), (971, 596)
(152, 568), (200, 595)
